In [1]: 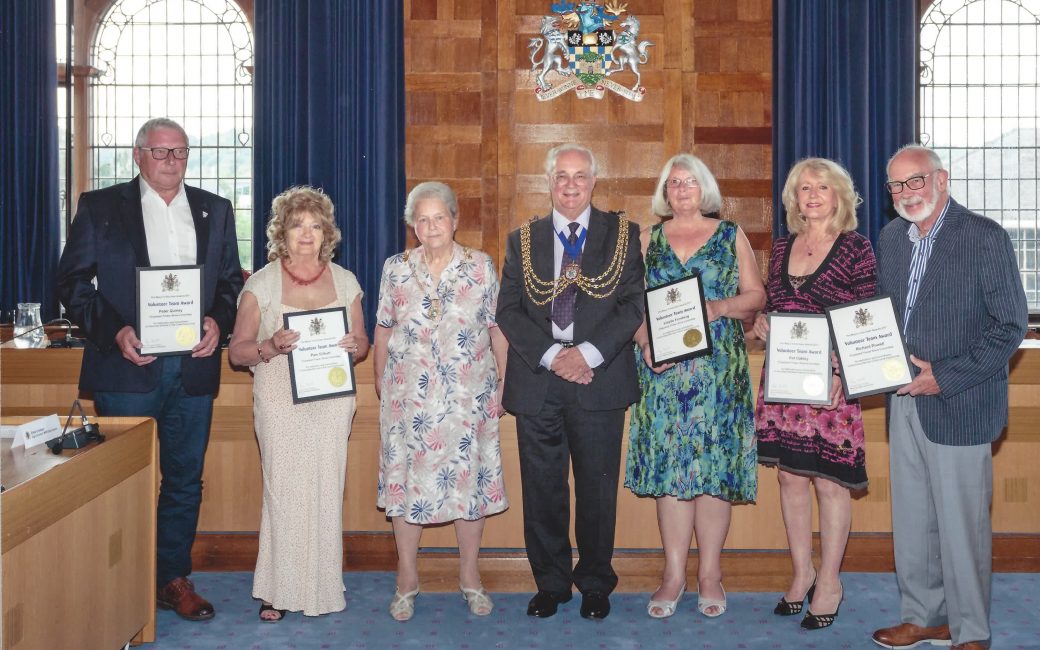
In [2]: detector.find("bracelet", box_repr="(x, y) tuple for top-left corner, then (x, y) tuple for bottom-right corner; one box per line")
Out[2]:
(257, 340), (270, 364)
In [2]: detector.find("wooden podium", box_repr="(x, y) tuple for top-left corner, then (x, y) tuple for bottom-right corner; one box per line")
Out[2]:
(1, 416), (157, 649)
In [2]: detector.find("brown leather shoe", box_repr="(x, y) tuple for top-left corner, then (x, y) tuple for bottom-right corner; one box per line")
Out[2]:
(872, 622), (952, 648)
(950, 644), (987, 650)
(157, 577), (215, 621)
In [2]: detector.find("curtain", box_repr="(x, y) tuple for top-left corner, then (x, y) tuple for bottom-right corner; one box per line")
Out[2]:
(0, 1), (60, 320)
(773, 0), (918, 245)
(254, 1), (405, 334)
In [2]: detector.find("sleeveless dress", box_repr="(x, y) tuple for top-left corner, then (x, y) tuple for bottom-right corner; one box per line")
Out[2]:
(755, 232), (876, 489)
(245, 262), (362, 616)
(625, 220), (757, 502)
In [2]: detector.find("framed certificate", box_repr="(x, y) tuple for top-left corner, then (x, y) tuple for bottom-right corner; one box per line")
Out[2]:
(284, 307), (356, 404)
(763, 312), (833, 405)
(826, 295), (912, 399)
(136, 265), (203, 356)
(644, 274), (712, 366)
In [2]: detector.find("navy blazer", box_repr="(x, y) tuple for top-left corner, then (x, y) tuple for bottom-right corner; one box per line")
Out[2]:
(876, 198), (1027, 445)
(57, 177), (244, 395)
(496, 207), (645, 414)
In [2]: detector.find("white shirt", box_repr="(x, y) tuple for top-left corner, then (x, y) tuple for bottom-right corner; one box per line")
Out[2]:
(140, 177), (197, 267)
(538, 206), (605, 370)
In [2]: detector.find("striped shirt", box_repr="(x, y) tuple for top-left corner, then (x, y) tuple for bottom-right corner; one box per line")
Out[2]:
(903, 198), (950, 329)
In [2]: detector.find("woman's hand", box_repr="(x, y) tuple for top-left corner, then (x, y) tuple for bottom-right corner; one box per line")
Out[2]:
(752, 312), (769, 341)
(822, 374), (843, 410)
(489, 379), (506, 418)
(339, 332), (363, 356)
(640, 342), (677, 374)
(270, 327), (300, 355)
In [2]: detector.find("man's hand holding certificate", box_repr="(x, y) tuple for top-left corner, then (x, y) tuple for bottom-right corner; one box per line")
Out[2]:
(826, 295), (912, 399)
(284, 307), (356, 403)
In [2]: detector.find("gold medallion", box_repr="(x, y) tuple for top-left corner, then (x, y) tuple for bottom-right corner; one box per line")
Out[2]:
(563, 262), (580, 280)
(428, 298), (442, 319)
(682, 328), (703, 348)
(175, 325), (197, 347)
(328, 366), (347, 387)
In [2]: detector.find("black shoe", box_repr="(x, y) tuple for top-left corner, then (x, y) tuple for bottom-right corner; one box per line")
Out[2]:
(800, 585), (842, 630)
(774, 576), (817, 616)
(527, 590), (572, 618)
(580, 591), (610, 619)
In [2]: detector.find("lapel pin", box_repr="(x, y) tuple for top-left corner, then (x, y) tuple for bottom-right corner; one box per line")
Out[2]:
(202, 210), (209, 219)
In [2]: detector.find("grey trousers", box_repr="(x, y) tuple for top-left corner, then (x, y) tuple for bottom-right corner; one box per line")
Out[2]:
(889, 394), (993, 646)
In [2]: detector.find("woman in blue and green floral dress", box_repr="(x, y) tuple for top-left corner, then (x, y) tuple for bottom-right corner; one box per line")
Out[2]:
(626, 154), (765, 620)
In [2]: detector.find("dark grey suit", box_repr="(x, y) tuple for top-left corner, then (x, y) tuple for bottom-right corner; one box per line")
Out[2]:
(877, 198), (1027, 645)
(496, 207), (644, 594)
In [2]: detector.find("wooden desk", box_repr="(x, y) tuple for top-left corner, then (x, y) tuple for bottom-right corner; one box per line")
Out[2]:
(1, 417), (157, 649)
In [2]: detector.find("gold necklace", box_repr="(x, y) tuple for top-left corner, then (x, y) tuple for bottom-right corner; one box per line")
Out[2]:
(519, 212), (630, 306)
(402, 246), (471, 320)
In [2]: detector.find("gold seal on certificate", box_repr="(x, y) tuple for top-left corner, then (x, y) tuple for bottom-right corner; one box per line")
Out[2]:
(644, 274), (712, 366)
(826, 295), (912, 399)
(284, 307), (356, 403)
(175, 326), (197, 347)
(683, 329), (703, 348)
(762, 312), (833, 405)
(328, 366), (348, 387)
(136, 265), (203, 356)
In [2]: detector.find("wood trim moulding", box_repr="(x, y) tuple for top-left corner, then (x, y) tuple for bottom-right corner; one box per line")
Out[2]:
(693, 126), (772, 145)
(190, 532), (1040, 591)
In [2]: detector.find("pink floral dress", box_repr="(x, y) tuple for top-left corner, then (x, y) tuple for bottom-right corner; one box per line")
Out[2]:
(755, 232), (876, 489)
(375, 243), (509, 523)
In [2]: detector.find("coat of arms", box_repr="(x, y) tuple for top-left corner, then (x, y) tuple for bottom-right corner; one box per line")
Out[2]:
(790, 321), (808, 339)
(309, 317), (326, 336)
(853, 307), (874, 328)
(161, 273), (180, 292)
(666, 287), (681, 304)
(529, 1), (654, 102)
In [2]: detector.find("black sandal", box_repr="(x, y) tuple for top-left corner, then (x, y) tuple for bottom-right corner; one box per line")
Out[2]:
(800, 585), (842, 630)
(774, 575), (816, 616)
(259, 602), (287, 623)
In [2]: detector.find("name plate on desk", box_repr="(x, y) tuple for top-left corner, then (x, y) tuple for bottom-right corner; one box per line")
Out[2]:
(285, 307), (356, 404)
(136, 265), (203, 356)
(826, 295), (912, 399)
(763, 313), (832, 405)
(644, 274), (712, 366)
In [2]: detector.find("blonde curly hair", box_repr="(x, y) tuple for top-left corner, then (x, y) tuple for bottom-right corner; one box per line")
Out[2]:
(265, 186), (342, 262)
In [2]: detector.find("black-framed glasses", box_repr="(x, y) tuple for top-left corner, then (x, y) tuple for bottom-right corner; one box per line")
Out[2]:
(139, 146), (190, 160)
(885, 170), (937, 194)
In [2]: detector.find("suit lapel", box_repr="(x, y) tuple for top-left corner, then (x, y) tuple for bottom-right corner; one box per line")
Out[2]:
(121, 177), (150, 267)
(186, 186), (210, 266)
(909, 202), (962, 310)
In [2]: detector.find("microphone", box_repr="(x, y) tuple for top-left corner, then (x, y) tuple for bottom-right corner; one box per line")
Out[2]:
(10, 318), (83, 347)
(46, 399), (104, 454)
(46, 318), (84, 348)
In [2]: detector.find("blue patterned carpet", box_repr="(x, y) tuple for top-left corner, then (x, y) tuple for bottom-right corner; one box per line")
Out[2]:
(150, 572), (1040, 649)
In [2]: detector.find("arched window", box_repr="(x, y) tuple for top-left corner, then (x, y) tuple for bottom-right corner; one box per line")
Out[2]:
(921, 0), (1040, 311)
(90, 0), (254, 268)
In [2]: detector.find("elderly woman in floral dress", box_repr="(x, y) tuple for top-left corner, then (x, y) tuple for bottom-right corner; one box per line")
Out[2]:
(753, 158), (877, 631)
(373, 181), (509, 622)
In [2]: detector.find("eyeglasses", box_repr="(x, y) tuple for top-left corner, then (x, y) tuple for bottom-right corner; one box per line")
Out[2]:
(552, 172), (591, 186)
(667, 178), (699, 189)
(885, 170), (937, 194)
(139, 146), (190, 160)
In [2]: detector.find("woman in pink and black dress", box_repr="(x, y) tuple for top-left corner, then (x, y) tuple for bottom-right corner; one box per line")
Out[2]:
(752, 158), (876, 630)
